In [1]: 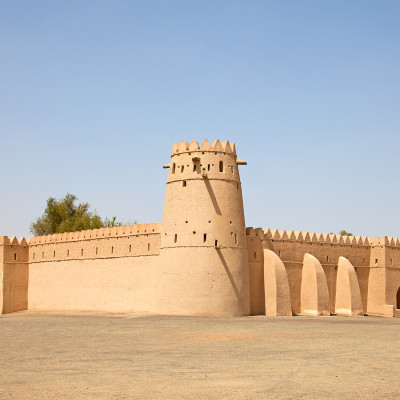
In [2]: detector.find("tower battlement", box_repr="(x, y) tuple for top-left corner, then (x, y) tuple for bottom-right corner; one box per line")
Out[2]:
(170, 139), (237, 155)
(165, 139), (246, 184)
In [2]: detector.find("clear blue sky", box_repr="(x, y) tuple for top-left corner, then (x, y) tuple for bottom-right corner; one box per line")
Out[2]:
(1, 0), (399, 239)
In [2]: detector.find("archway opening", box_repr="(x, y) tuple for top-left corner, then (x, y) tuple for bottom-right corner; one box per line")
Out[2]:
(396, 287), (400, 310)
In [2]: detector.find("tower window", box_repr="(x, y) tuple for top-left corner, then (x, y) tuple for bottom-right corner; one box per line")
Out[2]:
(14, 253), (17, 261)
(81, 249), (84, 256)
(183, 180), (187, 187)
(219, 161), (223, 172)
(129, 245), (131, 253)
(95, 247), (98, 255)
(390, 258), (393, 266)
(193, 164), (196, 172)
(174, 234), (177, 243)
(208, 164), (210, 171)
(172, 163), (176, 174)
(326, 256), (329, 262)
(375, 259), (378, 265)
(53, 251), (56, 258)
(111, 246), (114, 254)
(67, 249), (69, 257)
(33, 252), (35, 260)
(235, 234), (238, 244)
(148, 243), (150, 251)
(203, 234), (207, 243)
(254, 252), (257, 259)
(181, 165), (184, 173)
(42, 252), (44, 259)
(215, 240), (218, 247)
(230, 166), (234, 173)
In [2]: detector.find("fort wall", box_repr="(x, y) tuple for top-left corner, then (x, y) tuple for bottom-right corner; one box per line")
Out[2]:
(28, 223), (161, 263)
(3, 225), (400, 317)
(0, 236), (29, 314)
(263, 229), (400, 316)
(2, 139), (400, 318)
(25, 224), (161, 313)
(28, 256), (159, 313)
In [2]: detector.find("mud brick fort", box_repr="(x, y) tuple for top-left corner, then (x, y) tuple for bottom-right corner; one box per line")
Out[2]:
(1, 139), (400, 318)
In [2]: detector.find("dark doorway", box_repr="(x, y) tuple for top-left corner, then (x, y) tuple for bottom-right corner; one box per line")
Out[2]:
(396, 287), (400, 309)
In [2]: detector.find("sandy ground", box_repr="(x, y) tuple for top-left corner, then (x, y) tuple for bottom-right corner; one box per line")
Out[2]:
(0, 312), (399, 400)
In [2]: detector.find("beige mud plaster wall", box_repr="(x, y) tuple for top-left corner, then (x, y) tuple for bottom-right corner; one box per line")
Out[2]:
(283, 261), (336, 314)
(1, 239), (29, 314)
(268, 232), (371, 315)
(366, 267), (386, 315)
(355, 267), (370, 314)
(321, 265), (337, 314)
(384, 267), (400, 310)
(370, 237), (400, 268)
(385, 246), (400, 268)
(28, 226), (161, 313)
(247, 233), (264, 315)
(0, 243), (3, 311)
(271, 237), (370, 268)
(28, 230), (161, 263)
(28, 255), (159, 313)
(157, 140), (250, 317)
(284, 262), (302, 314)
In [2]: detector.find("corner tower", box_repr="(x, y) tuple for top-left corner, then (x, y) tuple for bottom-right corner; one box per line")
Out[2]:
(156, 139), (250, 316)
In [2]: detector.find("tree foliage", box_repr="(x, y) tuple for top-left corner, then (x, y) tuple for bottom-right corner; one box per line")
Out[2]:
(30, 194), (134, 236)
(339, 230), (353, 236)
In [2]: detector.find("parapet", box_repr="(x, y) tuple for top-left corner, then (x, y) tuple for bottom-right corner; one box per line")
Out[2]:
(246, 227), (267, 240)
(246, 227), (275, 252)
(264, 229), (376, 247)
(0, 236), (28, 246)
(28, 223), (162, 245)
(370, 236), (400, 247)
(171, 139), (237, 156)
(0, 235), (29, 264)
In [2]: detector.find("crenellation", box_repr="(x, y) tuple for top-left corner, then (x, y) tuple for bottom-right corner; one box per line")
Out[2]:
(281, 230), (289, 240)
(303, 232), (311, 242)
(254, 228), (265, 239)
(246, 227), (256, 236)
(189, 140), (200, 151)
(264, 228), (272, 238)
(201, 138), (211, 150)
(29, 229), (161, 263)
(212, 139), (223, 151)
(294, 231), (303, 241)
(271, 229), (280, 240)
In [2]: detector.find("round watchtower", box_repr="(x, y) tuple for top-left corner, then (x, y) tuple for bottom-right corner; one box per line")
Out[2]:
(156, 139), (250, 316)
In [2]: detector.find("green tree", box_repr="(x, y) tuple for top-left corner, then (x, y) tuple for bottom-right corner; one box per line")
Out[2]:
(103, 216), (138, 227)
(339, 230), (353, 236)
(30, 194), (128, 236)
